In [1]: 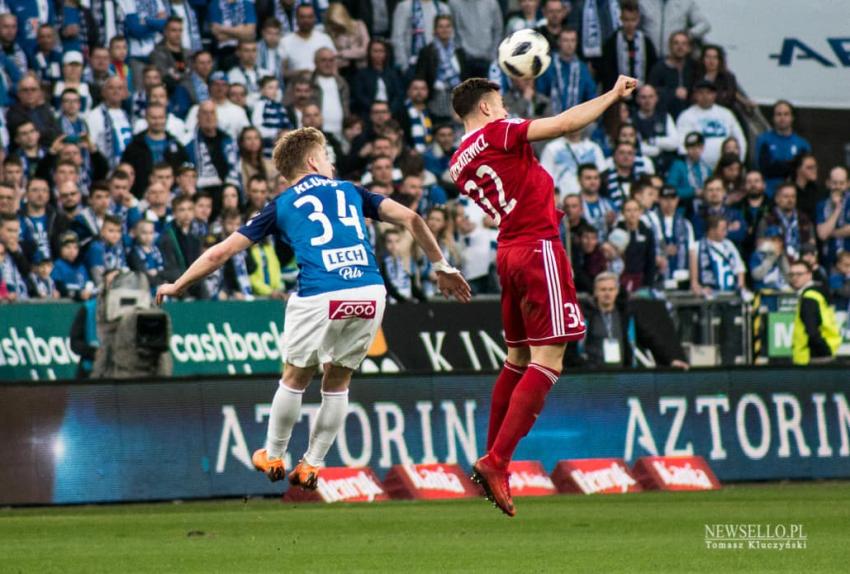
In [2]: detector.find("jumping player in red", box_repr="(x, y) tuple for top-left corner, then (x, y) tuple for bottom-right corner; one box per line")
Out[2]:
(450, 75), (637, 516)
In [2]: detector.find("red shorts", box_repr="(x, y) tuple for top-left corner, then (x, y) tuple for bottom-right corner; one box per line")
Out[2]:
(497, 239), (586, 347)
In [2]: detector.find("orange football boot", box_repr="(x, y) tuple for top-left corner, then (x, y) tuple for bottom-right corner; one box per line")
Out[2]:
(288, 460), (320, 490)
(252, 448), (286, 482)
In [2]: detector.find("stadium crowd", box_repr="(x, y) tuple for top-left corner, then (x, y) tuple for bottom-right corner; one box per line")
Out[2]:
(0, 0), (847, 328)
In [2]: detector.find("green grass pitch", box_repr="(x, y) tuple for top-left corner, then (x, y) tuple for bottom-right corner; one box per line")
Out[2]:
(1, 482), (847, 573)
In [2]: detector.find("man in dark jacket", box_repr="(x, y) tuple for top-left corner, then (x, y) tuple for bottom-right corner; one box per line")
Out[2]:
(7, 73), (62, 145)
(159, 194), (207, 299)
(185, 101), (240, 204)
(121, 103), (189, 198)
(414, 15), (468, 122)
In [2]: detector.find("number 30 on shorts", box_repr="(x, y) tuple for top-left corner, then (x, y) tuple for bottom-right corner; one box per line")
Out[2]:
(564, 302), (583, 329)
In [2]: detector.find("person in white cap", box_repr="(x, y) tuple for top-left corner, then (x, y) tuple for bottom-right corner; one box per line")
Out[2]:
(53, 51), (92, 113)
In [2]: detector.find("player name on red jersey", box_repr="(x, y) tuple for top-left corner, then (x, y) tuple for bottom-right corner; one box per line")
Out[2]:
(449, 134), (488, 182)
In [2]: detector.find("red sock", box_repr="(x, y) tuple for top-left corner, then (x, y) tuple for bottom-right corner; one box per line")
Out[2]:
(486, 362), (527, 450)
(489, 363), (559, 469)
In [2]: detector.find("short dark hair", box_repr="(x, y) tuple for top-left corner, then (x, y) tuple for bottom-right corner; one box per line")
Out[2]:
(195, 191), (213, 204)
(172, 194), (194, 209)
(248, 174), (268, 189)
(577, 163), (599, 177)
(166, 15), (183, 27)
(776, 181), (797, 195)
(60, 87), (80, 100)
(620, 0), (640, 13)
(109, 35), (127, 48)
(153, 162), (173, 173)
(262, 17), (282, 31)
(434, 14), (452, 28)
(451, 78), (500, 119)
(221, 208), (243, 222)
(790, 259), (812, 273)
(102, 213), (123, 228)
(705, 215), (726, 232)
(90, 184), (110, 198)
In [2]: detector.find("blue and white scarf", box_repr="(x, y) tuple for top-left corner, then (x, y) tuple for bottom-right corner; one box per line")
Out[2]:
(775, 207), (801, 259)
(583, 197), (613, 242)
(132, 90), (147, 122)
(32, 273), (56, 298)
(662, 211), (691, 278)
(166, 1), (202, 53)
(190, 72), (209, 102)
(102, 106), (119, 168)
(409, 0), (426, 67)
(582, 0), (620, 58)
(405, 99), (431, 153)
(219, 0), (246, 26)
(616, 29), (648, 84)
(697, 238), (738, 291)
(552, 57), (581, 114)
(232, 250), (252, 296)
(436, 39), (460, 88)
(258, 40), (285, 88)
(1, 256), (28, 299)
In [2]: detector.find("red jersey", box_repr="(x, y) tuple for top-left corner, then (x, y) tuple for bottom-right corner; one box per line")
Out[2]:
(449, 118), (561, 247)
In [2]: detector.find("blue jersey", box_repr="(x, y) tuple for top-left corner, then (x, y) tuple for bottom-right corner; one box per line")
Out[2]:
(238, 174), (386, 296)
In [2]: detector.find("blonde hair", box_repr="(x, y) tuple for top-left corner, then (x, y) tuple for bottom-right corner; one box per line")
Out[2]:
(325, 2), (356, 36)
(271, 127), (327, 181)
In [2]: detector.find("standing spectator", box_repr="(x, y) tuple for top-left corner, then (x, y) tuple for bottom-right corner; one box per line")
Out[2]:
(755, 100), (811, 197)
(423, 123), (457, 192)
(130, 66), (166, 123)
(614, 198), (656, 292)
(19, 178), (55, 261)
(133, 84), (192, 146)
(215, 208), (254, 299)
(86, 47), (113, 108)
(7, 0), (56, 61)
(325, 3), (370, 77)
(243, 175), (270, 217)
(571, 223), (608, 293)
(108, 36), (133, 89)
(284, 74), (317, 128)
(150, 17), (192, 99)
(690, 176), (746, 244)
(540, 130), (606, 198)
(599, 0), (656, 91)
(159, 194), (206, 298)
(0, 13), (27, 74)
(300, 102), (345, 168)
(186, 101), (240, 197)
(816, 166), (850, 270)
(186, 72), (250, 141)
(578, 163), (616, 241)
(675, 80), (746, 169)
(578, 0), (621, 61)
(536, 28), (597, 115)
(791, 152), (823, 221)
(29, 252), (57, 299)
(128, 219), (165, 292)
(749, 226), (790, 292)
(632, 84), (678, 174)
(185, 50), (214, 106)
(503, 75), (552, 122)
(506, 0), (541, 35)
(73, 184), (110, 248)
(714, 152), (745, 205)
(352, 39), (405, 115)
(448, 0), (502, 78)
(829, 252), (850, 316)
(118, 0), (168, 89)
(12, 122), (49, 182)
(141, 182), (172, 238)
(174, 163), (198, 198)
(87, 76), (134, 169)
(691, 216), (745, 296)
(50, 181), (84, 254)
(52, 51), (92, 113)
(0, 213), (35, 299)
(281, 4), (335, 79)
(694, 44), (754, 114)
(257, 18), (286, 91)
(252, 77), (293, 158)
(106, 170), (142, 236)
(30, 24), (63, 85)
(122, 103), (189, 199)
(256, 0), (298, 36)
(733, 170), (771, 265)
(7, 73), (61, 145)
(414, 15), (467, 122)
(657, 184), (695, 289)
(227, 40), (268, 108)
(453, 201), (497, 294)
(638, 0), (710, 57)
(789, 259), (840, 365)
(391, 0), (451, 73)
(666, 131), (710, 202)
(311, 47), (350, 140)
(648, 31), (695, 119)
(397, 78), (432, 153)
(604, 141), (646, 209)
(208, 0), (258, 71)
(757, 182), (816, 261)
(165, 0), (203, 54)
(536, 0), (567, 52)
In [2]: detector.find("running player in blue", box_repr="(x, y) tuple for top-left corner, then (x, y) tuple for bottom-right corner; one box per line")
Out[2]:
(156, 127), (471, 489)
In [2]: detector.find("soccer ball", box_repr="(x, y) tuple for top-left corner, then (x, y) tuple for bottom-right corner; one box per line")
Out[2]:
(498, 29), (552, 80)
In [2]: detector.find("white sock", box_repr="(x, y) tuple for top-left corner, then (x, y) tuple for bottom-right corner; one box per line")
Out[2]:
(303, 390), (349, 467)
(264, 381), (304, 459)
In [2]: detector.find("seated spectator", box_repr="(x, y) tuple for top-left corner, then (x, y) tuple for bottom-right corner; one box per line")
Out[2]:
(788, 259), (841, 366)
(423, 123), (457, 193)
(30, 252), (58, 299)
(360, 154), (400, 190)
(50, 181), (83, 255)
(31, 24), (62, 85)
(57, 87), (89, 144)
(8, 74), (62, 146)
(750, 226), (791, 292)
(208, 0), (258, 71)
(391, 0), (451, 74)
(122, 103), (189, 199)
(791, 152), (824, 221)
(632, 84), (678, 174)
(632, 177), (664, 259)
(72, 184), (110, 248)
(87, 76), (134, 170)
(756, 100), (811, 196)
(416, 205), (461, 298)
(120, 0), (168, 88)
(252, 76), (293, 158)
(311, 47), (350, 140)
(324, 3), (370, 77)
(159, 194), (206, 299)
(503, 76), (552, 123)
(186, 72), (250, 142)
(380, 227), (424, 303)
(186, 101), (241, 197)
(248, 235), (285, 298)
(85, 214), (128, 289)
(816, 166), (850, 270)
(614, 198), (656, 292)
(691, 216), (746, 296)
(413, 15), (467, 123)
(132, 84), (192, 146)
(141, 182), (172, 240)
(302, 103), (347, 173)
(733, 170), (771, 264)
(694, 44), (755, 115)
(648, 31), (695, 120)
(105, 170), (140, 238)
(561, 192), (589, 255)
(599, 0), (657, 91)
(666, 131), (711, 203)
(757, 182), (816, 261)
(577, 164), (616, 242)
(604, 141), (646, 209)
(52, 51), (92, 113)
(536, 28), (596, 115)
(714, 152), (746, 205)
(228, 40), (268, 108)
(610, 123), (655, 174)
(657, 184), (696, 289)
(572, 223), (608, 294)
(829, 251), (850, 315)
(675, 80), (746, 169)
(217, 209), (254, 300)
(584, 272), (630, 367)
(541, 128), (607, 197)
(691, 176), (746, 245)
(284, 73), (317, 128)
(0, 13), (27, 77)
(352, 39), (405, 116)
(51, 231), (94, 301)
(128, 219), (165, 293)
(281, 4), (335, 79)
(0, 213), (33, 300)
(19, 178), (55, 261)
(174, 163), (198, 198)
(256, 18), (286, 90)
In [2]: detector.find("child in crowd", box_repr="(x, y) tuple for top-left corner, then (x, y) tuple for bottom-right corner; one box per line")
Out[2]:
(85, 214), (127, 289)
(381, 227), (423, 303)
(108, 36), (132, 90)
(252, 76), (292, 158)
(51, 231), (95, 301)
(128, 219), (164, 294)
(30, 253), (58, 299)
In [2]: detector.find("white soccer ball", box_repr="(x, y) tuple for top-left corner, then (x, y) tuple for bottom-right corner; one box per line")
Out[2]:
(498, 29), (552, 80)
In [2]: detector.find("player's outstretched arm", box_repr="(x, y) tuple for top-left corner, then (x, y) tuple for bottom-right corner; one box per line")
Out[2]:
(527, 75), (638, 142)
(378, 199), (472, 303)
(155, 232), (252, 304)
